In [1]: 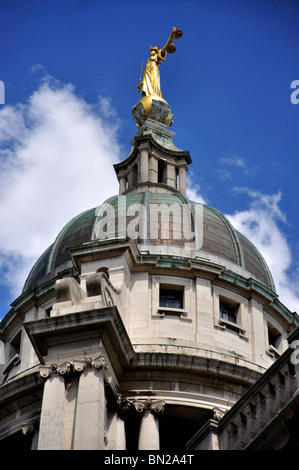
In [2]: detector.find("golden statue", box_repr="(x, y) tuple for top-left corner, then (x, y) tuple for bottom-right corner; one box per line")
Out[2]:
(138, 25), (183, 97)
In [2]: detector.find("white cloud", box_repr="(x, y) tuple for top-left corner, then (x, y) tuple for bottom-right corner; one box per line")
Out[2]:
(220, 155), (246, 168)
(226, 188), (299, 313)
(186, 171), (206, 204)
(0, 76), (121, 302)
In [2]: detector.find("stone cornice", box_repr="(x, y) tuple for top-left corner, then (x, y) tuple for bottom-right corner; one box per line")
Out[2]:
(0, 368), (43, 410)
(113, 133), (191, 174)
(24, 306), (134, 369)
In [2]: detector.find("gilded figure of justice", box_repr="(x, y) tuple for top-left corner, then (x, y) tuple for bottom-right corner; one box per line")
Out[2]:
(132, 25), (183, 128)
(137, 25), (183, 97)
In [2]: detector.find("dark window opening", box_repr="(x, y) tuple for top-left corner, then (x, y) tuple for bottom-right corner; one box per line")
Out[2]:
(10, 330), (22, 358)
(268, 323), (281, 350)
(220, 300), (237, 323)
(45, 307), (52, 317)
(132, 163), (138, 184)
(159, 406), (213, 450)
(158, 160), (166, 184)
(159, 285), (184, 310)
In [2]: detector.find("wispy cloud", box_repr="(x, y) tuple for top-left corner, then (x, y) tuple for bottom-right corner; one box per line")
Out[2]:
(217, 154), (258, 181)
(226, 188), (299, 313)
(0, 75), (121, 305)
(220, 155), (246, 169)
(186, 175), (299, 313)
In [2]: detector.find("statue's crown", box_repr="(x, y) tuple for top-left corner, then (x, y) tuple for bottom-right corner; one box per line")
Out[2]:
(150, 43), (159, 51)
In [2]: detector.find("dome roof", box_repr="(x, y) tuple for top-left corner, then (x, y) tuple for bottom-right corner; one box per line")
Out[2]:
(23, 191), (275, 293)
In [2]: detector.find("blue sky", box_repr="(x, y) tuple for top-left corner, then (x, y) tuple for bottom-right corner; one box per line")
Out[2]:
(0, 0), (298, 319)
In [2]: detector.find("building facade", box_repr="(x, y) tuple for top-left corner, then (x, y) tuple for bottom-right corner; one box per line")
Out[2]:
(0, 93), (298, 450)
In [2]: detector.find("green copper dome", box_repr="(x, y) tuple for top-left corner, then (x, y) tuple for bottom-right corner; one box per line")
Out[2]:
(22, 192), (275, 293)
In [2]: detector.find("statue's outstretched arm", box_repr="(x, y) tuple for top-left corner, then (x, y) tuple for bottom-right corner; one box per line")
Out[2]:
(160, 25), (183, 54)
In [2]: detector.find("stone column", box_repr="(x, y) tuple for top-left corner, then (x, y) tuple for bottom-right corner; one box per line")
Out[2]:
(38, 356), (116, 451)
(178, 165), (187, 195)
(138, 410), (160, 450)
(106, 412), (126, 450)
(119, 176), (126, 194)
(140, 148), (149, 183)
(131, 399), (164, 451)
(73, 367), (106, 450)
(38, 372), (66, 450)
(165, 163), (176, 189)
(149, 155), (158, 183)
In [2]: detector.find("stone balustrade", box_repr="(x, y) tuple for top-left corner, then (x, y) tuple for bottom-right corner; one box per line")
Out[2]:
(187, 331), (299, 450)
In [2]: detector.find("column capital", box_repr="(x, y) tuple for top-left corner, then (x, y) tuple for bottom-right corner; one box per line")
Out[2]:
(22, 419), (39, 436)
(122, 398), (165, 416)
(39, 355), (108, 379)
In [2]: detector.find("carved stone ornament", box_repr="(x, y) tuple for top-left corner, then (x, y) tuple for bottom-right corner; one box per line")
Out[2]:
(22, 422), (35, 436)
(118, 399), (131, 415)
(131, 399), (165, 415)
(39, 356), (108, 379)
(56, 361), (71, 375)
(213, 407), (226, 422)
(72, 360), (86, 373)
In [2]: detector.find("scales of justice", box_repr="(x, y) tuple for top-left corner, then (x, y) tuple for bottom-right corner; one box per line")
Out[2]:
(132, 25), (183, 128)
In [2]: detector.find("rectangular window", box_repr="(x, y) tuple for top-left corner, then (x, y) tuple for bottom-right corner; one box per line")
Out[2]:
(159, 285), (184, 310)
(220, 300), (237, 323)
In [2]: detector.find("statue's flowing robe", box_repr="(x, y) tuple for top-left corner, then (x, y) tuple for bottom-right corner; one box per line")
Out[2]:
(142, 50), (166, 97)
